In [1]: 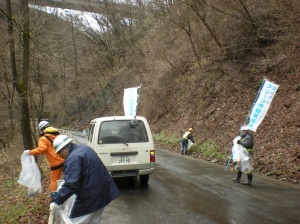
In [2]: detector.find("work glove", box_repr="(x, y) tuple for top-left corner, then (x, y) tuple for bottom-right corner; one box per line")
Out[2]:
(49, 202), (60, 212)
(50, 192), (58, 202)
(24, 150), (30, 156)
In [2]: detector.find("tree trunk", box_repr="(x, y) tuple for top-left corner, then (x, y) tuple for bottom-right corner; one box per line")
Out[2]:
(6, 0), (34, 149)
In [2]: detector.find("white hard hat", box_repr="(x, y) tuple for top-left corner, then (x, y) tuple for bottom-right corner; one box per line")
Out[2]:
(240, 126), (249, 131)
(53, 135), (72, 153)
(38, 120), (50, 131)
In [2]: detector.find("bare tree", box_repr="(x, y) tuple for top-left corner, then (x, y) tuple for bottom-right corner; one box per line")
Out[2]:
(0, 64), (16, 133)
(187, 0), (226, 55)
(3, 0), (34, 149)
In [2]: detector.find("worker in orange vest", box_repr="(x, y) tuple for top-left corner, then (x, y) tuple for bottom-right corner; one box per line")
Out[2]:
(24, 121), (64, 200)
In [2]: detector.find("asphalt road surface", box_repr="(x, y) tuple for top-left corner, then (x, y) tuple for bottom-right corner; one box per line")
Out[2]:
(69, 131), (300, 224)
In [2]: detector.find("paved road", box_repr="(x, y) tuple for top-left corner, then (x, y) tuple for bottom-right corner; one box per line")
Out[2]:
(69, 131), (300, 224)
(102, 149), (300, 224)
(62, 130), (87, 144)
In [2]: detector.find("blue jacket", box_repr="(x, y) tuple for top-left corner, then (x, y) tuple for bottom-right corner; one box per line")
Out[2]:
(55, 143), (120, 218)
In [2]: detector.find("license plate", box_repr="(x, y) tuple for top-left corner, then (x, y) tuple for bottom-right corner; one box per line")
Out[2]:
(118, 156), (130, 163)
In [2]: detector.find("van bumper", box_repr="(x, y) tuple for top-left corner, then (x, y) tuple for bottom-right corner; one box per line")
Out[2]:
(109, 167), (155, 177)
(138, 168), (155, 175)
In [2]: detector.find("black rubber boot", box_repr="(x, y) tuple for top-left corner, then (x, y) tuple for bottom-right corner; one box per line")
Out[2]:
(242, 174), (253, 185)
(232, 170), (242, 182)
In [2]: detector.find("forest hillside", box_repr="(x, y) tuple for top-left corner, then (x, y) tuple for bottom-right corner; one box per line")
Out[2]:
(0, 0), (299, 184)
(65, 0), (300, 183)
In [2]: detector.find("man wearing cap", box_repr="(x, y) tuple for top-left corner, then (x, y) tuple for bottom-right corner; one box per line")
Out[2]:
(232, 127), (254, 185)
(180, 128), (195, 155)
(24, 121), (64, 199)
(50, 135), (120, 223)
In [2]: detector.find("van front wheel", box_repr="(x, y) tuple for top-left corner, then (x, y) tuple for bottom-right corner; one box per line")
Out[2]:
(139, 175), (149, 185)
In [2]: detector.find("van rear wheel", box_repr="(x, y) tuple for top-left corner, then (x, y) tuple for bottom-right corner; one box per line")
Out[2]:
(139, 175), (149, 185)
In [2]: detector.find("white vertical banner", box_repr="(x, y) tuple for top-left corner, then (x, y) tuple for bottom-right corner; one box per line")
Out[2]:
(243, 79), (279, 132)
(123, 86), (140, 117)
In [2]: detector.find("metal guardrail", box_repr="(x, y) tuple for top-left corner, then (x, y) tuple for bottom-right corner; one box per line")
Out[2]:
(58, 129), (80, 144)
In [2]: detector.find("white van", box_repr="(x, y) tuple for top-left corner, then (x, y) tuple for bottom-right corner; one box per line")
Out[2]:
(86, 116), (155, 184)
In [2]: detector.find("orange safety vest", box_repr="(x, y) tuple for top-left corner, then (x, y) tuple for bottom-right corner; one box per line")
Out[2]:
(29, 128), (64, 168)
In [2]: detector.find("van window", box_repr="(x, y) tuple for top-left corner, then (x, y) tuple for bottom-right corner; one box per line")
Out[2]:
(98, 120), (149, 144)
(88, 123), (95, 143)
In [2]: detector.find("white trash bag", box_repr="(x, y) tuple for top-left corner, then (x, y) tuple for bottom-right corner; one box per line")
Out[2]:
(53, 180), (75, 224)
(231, 136), (253, 173)
(188, 139), (194, 149)
(18, 151), (42, 197)
(232, 136), (241, 163)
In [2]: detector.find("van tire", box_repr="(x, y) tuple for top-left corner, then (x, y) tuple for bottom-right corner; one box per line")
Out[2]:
(140, 175), (149, 185)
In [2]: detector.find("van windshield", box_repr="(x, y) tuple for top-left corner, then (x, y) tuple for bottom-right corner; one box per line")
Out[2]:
(98, 120), (149, 144)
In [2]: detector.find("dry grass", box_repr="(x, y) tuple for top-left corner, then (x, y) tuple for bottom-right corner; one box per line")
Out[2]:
(0, 143), (52, 223)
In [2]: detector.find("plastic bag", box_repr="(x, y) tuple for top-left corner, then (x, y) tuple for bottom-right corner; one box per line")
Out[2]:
(232, 136), (241, 162)
(188, 139), (194, 149)
(18, 151), (42, 197)
(237, 146), (253, 172)
(53, 180), (75, 224)
(231, 136), (253, 173)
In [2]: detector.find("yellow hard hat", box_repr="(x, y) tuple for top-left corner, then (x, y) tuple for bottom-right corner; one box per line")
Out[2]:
(189, 128), (193, 132)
